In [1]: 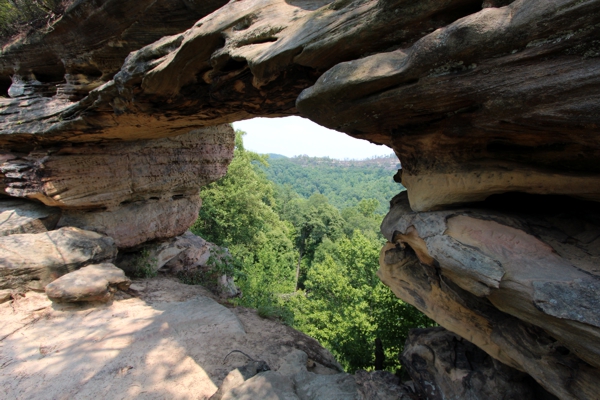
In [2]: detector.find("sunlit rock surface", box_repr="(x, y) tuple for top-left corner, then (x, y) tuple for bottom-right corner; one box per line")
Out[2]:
(1, 0), (600, 398)
(45, 263), (131, 303)
(379, 192), (600, 399)
(0, 278), (360, 399)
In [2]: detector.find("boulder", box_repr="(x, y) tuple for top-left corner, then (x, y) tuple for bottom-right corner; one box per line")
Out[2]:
(116, 230), (212, 274)
(219, 349), (359, 400)
(0, 227), (117, 291)
(45, 263), (131, 303)
(401, 327), (556, 400)
(354, 370), (415, 400)
(0, 197), (60, 236)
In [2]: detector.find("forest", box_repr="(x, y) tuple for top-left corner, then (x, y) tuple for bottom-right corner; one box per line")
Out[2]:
(260, 153), (402, 214)
(190, 130), (433, 374)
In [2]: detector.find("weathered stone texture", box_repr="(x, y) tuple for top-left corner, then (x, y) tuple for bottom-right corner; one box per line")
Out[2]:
(116, 231), (212, 275)
(379, 192), (600, 399)
(401, 327), (557, 400)
(1, 281), (347, 398)
(0, 0), (229, 98)
(0, 125), (234, 209)
(297, 0), (600, 211)
(1, 0), (600, 398)
(58, 196), (202, 248)
(45, 263), (131, 303)
(0, 197), (60, 236)
(0, 227), (117, 291)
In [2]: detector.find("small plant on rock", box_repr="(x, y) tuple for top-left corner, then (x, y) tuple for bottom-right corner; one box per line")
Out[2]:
(129, 248), (158, 279)
(177, 248), (239, 289)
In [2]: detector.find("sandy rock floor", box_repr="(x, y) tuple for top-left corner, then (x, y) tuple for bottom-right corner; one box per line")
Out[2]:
(0, 277), (340, 399)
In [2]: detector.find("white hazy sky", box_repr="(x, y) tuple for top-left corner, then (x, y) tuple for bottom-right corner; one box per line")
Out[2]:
(232, 116), (393, 160)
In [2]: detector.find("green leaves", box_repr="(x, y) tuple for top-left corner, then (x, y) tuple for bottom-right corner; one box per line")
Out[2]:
(190, 130), (433, 373)
(192, 130), (298, 318)
(295, 231), (435, 372)
(0, 0), (65, 38)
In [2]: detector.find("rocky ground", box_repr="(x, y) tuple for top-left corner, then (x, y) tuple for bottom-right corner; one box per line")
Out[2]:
(2, 0), (600, 398)
(0, 276), (413, 399)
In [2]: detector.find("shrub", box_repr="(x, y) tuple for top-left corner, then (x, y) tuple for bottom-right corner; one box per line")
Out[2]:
(0, 0), (70, 40)
(128, 248), (158, 279)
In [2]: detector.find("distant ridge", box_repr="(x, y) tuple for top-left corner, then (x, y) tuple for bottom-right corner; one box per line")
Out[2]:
(259, 153), (404, 213)
(266, 153), (400, 170)
(267, 153), (289, 160)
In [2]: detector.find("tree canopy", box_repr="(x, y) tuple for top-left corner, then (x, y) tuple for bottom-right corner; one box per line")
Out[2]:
(190, 130), (434, 373)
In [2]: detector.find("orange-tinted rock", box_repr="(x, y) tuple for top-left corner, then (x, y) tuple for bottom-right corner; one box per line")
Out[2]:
(58, 196), (202, 248)
(0, 125), (234, 209)
(379, 192), (600, 399)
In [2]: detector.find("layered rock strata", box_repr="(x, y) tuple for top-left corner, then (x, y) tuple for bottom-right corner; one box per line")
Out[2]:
(379, 192), (600, 399)
(0, 124), (234, 248)
(2, 0), (598, 210)
(1, 0), (600, 398)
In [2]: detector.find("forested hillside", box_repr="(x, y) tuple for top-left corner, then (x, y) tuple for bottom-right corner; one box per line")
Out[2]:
(259, 154), (404, 214)
(191, 131), (433, 373)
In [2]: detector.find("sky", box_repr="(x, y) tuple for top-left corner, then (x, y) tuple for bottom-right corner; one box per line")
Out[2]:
(232, 116), (393, 160)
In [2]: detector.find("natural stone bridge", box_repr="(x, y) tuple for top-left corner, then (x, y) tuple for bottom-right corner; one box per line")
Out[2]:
(1, 0), (599, 398)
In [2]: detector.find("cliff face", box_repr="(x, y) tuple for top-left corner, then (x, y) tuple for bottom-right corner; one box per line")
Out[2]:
(1, 0), (599, 398)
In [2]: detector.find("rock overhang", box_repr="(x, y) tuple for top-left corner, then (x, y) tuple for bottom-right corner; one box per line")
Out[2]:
(1, 0), (600, 398)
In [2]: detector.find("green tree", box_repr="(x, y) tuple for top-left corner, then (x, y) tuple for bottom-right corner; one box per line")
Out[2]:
(340, 198), (383, 240)
(289, 231), (434, 372)
(276, 193), (345, 290)
(191, 130), (297, 313)
(191, 133), (433, 369)
(261, 154), (404, 214)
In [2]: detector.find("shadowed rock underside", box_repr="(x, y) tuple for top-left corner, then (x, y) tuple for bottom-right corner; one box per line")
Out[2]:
(1, 0), (600, 398)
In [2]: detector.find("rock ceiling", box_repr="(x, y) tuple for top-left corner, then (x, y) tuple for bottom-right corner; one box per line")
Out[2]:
(1, 0), (599, 398)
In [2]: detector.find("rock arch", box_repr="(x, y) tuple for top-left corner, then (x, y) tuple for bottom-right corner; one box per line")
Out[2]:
(1, 0), (600, 397)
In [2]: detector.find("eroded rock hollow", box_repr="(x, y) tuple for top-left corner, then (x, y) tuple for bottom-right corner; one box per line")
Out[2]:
(1, 0), (599, 398)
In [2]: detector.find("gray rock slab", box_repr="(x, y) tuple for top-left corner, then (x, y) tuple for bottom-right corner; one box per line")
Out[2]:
(0, 198), (60, 236)
(0, 227), (117, 290)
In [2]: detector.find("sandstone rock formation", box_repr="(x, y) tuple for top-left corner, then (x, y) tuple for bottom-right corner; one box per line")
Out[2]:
(401, 327), (556, 400)
(116, 230), (213, 275)
(0, 124), (234, 248)
(1, 0), (600, 398)
(379, 192), (600, 399)
(0, 227), (117, 291)
(0, 277), (386, 399)
(0, 197), (60, 236)
(45, 263), (131, 303)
